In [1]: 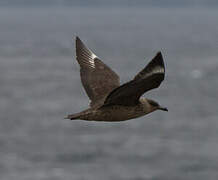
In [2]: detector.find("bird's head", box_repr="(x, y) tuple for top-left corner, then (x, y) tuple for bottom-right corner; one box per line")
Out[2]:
(147, 99), (168, 112)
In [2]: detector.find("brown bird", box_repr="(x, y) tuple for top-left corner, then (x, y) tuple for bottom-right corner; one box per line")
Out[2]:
(65, 37), (168, 122)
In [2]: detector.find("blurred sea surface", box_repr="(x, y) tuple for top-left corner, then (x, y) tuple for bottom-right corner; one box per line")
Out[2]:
(0, 6), (218, 180)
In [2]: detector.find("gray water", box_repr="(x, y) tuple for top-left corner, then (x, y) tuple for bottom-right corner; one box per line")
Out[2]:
(1, 7), (218, 180)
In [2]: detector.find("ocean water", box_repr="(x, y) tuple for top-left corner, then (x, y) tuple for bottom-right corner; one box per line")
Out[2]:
(0, 7), (218, 180)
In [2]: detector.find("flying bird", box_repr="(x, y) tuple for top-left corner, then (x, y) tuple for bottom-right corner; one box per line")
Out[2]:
(65, 37), (168, 122)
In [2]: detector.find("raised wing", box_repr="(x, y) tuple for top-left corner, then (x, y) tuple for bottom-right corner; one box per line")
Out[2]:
(75, 37), (120, 107)
(103, 52), (165, 106)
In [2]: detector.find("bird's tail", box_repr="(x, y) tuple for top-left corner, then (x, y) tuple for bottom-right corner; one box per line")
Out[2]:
(64, 113), (81, 120)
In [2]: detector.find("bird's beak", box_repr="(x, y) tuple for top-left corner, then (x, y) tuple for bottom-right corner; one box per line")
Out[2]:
(158, 106), (168, 111)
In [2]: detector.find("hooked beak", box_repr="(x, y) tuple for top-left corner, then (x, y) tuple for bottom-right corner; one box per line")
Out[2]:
(158, 106), (168, 112)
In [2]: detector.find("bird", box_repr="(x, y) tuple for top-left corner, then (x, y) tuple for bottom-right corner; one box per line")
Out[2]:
(65, 36), (168, 122)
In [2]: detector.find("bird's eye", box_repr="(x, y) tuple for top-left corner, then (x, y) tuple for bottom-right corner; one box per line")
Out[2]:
(148, 100), (159, 107)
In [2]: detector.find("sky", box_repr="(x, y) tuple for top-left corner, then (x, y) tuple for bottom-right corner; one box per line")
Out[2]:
(0, 0), (218, 7)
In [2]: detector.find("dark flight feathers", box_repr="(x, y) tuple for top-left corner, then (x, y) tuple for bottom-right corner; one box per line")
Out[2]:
(103, 52), (165, 106)
(75, 37), (165, 107)
(75, 37), (120, 107)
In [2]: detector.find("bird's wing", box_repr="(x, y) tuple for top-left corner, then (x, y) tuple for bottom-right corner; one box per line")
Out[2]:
(103, 52), (165, 106)
(75, 37), (120, 107)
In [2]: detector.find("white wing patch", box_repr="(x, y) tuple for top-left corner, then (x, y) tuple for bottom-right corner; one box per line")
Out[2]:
(145, 66), (164, 78)
(152, 66), (164, 74)
(89, 53), (97, 68)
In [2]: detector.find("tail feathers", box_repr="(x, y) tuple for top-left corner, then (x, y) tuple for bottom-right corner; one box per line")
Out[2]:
(64, 113), (80, 120)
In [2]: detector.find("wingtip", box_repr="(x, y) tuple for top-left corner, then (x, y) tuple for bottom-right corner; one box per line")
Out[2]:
(156, 51), (162, 58)
(75, 36), (85, 48)
(154, 51), (164, 65)
(75, 36), (80, 42)
(72, 34), (79, 41)
(75, 36), (83, 50)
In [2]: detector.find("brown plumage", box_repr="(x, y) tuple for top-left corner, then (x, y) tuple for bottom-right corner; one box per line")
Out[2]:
(75, 37), (120, 107)
(65, 37), (168, 122)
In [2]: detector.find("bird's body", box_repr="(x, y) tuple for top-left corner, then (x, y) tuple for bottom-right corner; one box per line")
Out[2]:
(67, 98), (155, 122)
(65, 37), (168, 122)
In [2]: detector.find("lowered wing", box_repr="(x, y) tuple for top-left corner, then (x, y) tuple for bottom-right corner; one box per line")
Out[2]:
(103, 52), (165, 106)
